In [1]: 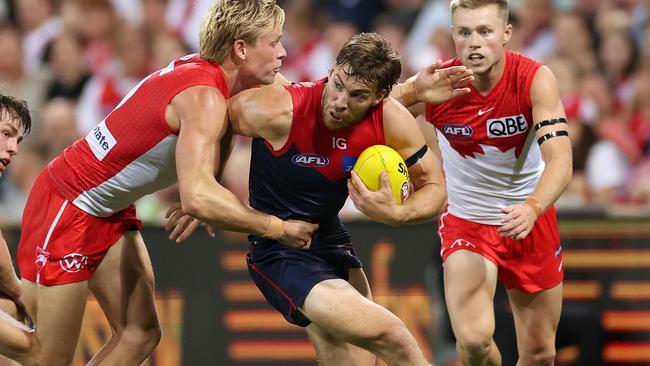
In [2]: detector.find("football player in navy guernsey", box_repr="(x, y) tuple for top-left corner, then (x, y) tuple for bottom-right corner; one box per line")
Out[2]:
(169, 32), (473, 365)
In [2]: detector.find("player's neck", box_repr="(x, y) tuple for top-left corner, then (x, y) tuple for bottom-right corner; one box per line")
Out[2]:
(472, 54), (506, 94)
(219, 57), (249, 96)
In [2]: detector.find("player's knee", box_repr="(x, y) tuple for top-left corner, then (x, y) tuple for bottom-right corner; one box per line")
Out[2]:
(372, 321), (417, 357)
(519, 346), (555, 366)
(455, 330), (493, 358)
(121, 321), (162, 352)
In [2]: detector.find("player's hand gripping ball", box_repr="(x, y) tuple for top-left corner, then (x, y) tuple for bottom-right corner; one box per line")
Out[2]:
(352, 145), (411, 204)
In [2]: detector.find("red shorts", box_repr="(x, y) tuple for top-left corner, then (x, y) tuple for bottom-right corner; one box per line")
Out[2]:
(17, 172), (142, 286)
(438, 207), (563, 293)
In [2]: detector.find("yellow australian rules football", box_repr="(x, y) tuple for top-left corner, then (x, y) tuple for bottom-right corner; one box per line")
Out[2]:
(352, 145), (411, 204)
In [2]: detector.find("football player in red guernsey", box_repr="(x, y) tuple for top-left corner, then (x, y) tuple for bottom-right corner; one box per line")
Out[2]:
(392, 0), (572, 365)
(0, 94), (38, 365)
(15, 1), (318, 365)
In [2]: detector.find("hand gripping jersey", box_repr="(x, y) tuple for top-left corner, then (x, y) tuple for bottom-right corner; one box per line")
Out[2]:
(248, 79), (385, 247)
(46, 54), (229, 217)
(426, 50), (542, 225)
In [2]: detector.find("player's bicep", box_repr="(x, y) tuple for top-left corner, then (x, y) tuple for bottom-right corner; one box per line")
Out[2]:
(228, 85), (291, 141)
(383, 98), (441, 188)
(383, 98), (426, 158)
(530, 66), (571, 160)
(173, 86), (227, 195)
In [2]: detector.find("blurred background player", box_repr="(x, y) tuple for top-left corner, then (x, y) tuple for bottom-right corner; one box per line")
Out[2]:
(392, 0), (572, 365)
(0, 93), (38, 365)
(15, 1), (317, 365)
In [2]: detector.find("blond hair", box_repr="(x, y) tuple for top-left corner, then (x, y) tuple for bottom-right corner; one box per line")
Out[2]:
(199, 0), (285, 63)
(450, 0), (509, 23)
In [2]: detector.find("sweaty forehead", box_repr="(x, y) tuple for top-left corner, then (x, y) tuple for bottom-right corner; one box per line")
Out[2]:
(332, 66), (374, 92)
(0, 116), (22, 134)
(453, 6), (505, 27)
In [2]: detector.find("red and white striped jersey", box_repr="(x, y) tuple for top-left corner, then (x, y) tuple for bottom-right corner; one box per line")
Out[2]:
(47, 54), (229, 217)
(425, 50), (542, 225)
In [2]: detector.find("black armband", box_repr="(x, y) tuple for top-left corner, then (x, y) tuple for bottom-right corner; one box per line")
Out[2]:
(537, 130), (568, 145)
(404, 145), (428, 167)
(534, 117), (567, 131)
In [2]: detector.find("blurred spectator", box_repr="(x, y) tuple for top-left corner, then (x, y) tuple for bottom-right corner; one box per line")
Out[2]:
(164, 0), (214, 52)
(281, 0), (330, 81)
(324, 0), (386, 32)
(45, 32), (91, 101)
(597, 31), (638, 105)
(37, 98), (81, 161)
(77, 0), (119, 74)
(0, 23), (50, 142)
(405, 0), (452, 71)
(151, 32), (189, 71)
(76, 24), (151, 132)
(551, 11), (598, 75)
(15, 0), (62, 72)
(509, 0), (555, 60)
(546, 56), (597, 206)
(372, 12), (416, 81)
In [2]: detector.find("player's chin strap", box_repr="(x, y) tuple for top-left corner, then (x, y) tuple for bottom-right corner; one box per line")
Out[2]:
(404, 145), (428, 167)
(534, 117), (569, 146)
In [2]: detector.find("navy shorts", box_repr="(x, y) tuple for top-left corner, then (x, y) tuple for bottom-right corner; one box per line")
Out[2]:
(247, 239), (363, 326)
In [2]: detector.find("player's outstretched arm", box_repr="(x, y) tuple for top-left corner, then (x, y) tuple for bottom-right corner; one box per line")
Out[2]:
(498, 65), (572, 240)
(390, 60), (473, 114)
(170, 86), (317, 248)
(348, 98), (447, 225)
(0, 231), (38, 365)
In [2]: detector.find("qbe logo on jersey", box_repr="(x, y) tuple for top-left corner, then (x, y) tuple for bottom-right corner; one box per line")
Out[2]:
(486, 114), (528, 138)
(85, 120), (117, 161)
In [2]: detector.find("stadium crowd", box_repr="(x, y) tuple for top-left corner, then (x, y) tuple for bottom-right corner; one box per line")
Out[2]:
(0, 0), (649, 225)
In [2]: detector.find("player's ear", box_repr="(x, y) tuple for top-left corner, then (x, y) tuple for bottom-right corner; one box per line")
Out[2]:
(371, 89), (387, 106)
(233, 40), (246, 59)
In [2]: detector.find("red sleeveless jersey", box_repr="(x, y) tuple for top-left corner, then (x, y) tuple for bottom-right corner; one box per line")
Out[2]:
(47, 54), (229, 216)
(425, 50), (543, 224)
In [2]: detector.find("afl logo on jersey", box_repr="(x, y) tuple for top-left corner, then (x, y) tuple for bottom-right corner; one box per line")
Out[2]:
(487, 114), (528, 138)
(442, 124), (473, 139)
(292, 153), (330, 167)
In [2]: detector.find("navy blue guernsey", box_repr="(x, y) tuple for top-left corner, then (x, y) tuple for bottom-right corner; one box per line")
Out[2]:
(248, 79), (385, 248)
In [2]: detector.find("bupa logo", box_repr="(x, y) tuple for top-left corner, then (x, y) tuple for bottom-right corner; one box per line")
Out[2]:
(487, 114), (528, 138)
(85, 120), (117, 161)
(59, 253), (88, 273)
(291, 153), (329, 167)
(442, 124), (473, 138)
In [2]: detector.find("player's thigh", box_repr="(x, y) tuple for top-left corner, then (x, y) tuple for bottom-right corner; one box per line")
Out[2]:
(89, 231), (157, 330)
(347, 267), (371, 300)
(34, 281), (89, 364)
(301, 278), (401, 342)
(507, 283), (562, 352)
(443, 250), (498, 335)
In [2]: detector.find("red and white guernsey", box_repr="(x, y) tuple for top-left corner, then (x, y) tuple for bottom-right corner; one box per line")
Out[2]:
(426, 50), (542, 225)
(47, 54), (229, 217)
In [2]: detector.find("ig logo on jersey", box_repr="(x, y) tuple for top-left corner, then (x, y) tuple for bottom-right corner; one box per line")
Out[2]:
(487, 114), (528, 138)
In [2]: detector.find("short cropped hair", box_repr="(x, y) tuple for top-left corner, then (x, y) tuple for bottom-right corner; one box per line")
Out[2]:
(450, 0), (510, 23)
(199, 0), (285, 63)
(0, 94), (31, 135)
(335, 32), (402, 94)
